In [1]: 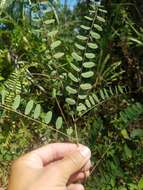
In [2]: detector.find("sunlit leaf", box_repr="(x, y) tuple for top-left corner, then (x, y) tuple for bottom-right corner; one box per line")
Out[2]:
(89, 95), (95, 105)
(56, 116), (63, 129)
(70, 63), (80, 72)
(85, 53), (95, 59)
(72, 52), (82, 61)
(97, 16), (105, 23)
(51, 40), (61, 50)
(85, 99), (92, 108)
(90, 31), (101, 39)
(68, 72), (79, 82)
(44, 19), (55, 25)
(1, 89), (7, 104)
(66, 98), (76, 105)
(12, 95), (21, 110)
(48, 30), (58, 37)
(75, 43), (85, 50)
(78, 94), (87, 100)
(77, 35), (87, 41)
(87, 43), (98, 49)
(34, 104), (41, 119)
(77, 103), (87, 112)
(100, 90), (105, 99)
(94, 24), (103, 31)
(92, 94), (99, 103)
(81, 71), (94, 78)
(121, 129), (129, 139)
(25, 100), (34, 115)
(80, 83), (92, 90)
(80, 25), (90, 30)
(45, 111), (52, 124)
(84, 16), (93, 21)
(53, 52), (64, 59)
(67, 127), (73, 135)
(66, 86), (77, 94)
(83, 62), (95, 68)
(98, 8), (107, 13)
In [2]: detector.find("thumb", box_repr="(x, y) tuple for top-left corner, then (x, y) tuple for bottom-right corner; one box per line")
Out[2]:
(57, 146), (91, 181)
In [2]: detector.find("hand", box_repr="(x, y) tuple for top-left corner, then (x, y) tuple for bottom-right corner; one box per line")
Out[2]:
(8, 143), (91, 190)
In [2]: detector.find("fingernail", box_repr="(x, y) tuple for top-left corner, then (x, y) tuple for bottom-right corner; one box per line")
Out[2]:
(79, 147), (91, 158)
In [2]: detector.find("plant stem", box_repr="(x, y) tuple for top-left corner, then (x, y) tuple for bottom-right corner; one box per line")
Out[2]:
(0, 104), (75, 141)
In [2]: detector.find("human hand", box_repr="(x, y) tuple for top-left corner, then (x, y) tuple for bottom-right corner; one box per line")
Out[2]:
(8, 143), (91, 190)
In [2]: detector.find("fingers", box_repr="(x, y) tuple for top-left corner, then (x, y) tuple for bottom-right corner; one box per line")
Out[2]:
(18, 143), (86, 167)
(69, 171), (90, 183)
(67, 184), (84, 190)
(69, 160), (91, 183)
(54, 146), (91, 181)
(32, 143), (81, 165)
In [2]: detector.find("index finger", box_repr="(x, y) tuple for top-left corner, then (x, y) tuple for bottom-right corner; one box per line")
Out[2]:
(28, 143), (85, 166)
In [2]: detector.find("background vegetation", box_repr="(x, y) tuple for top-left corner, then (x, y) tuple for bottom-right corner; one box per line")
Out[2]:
(0, 0), (143, 189)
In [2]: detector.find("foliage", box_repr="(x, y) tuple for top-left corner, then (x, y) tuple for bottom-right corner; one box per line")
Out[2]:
(0, 0), (143, 189)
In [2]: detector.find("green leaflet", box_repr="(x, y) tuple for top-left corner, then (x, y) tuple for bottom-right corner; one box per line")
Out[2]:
(121, 129), (129, 139)
(1, 89), (7, 104)
(53, 52), (64, 59)
(66, 86), (77, 94)
(80, 25), (90, 30)
(103, 88), (109, 98)
(51, 40), (61, 50)
(48, 30), (58, 37)
(94, 24), (103, 31)
(118, 85), (124, 94)
(98, 8), (107, 14)
(83, 62), (95, 68)
(44, 19), (55, 25)
(76, 35), (87, 41)
(72, 52), (82, 61)
(100, 89), (105, 99)
(78, 94), (87, 100)
(87, 43), (98, 49)
(68, 72), (79, 83)
(56, 116), (63, 129)
(12, 95), (21, 110)
(92, 94), (100, 103)
(25, 100), (34, 115)
(85, 99), (92, 108)
(81, 71), (94, 78)
(77, 103), (87, 111)
(34, 104), (41, 119)
(90, 31), (101, 39)
(80, 83), (92, 90)
(84, 16), (93, 21)
(75, 43), (85, 50)
(66, 127), (73, 135)
(45, 111), (52, 124)
(85, 53), (95, 59)
(66, 98), (76, 105)
(89, 95), (95, 105)
(97, 16), (105, 23)
(77, 103), (87, 112)
(109, 87), (114, 95)
(70, 63), (80, 72)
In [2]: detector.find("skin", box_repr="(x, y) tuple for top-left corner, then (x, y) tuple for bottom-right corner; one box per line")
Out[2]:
(8, 143), (91, 190)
